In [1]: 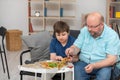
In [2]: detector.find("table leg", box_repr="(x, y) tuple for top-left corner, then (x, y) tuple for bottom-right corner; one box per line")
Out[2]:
(35, 72), (37, 80)
(72, 68), (74, 80)
(41, 73), (47, 80)
(61, 73), (63, 80)
(44, 73), (46, 80)
(41, 74), (44, 80)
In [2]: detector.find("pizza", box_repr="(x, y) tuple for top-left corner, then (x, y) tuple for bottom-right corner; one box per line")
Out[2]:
(40, 57), (70, 69)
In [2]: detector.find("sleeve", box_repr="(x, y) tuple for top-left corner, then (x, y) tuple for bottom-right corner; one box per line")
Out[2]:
(50, 39), (56, 53)
(73, 27), (86, 49)
(106, 32), (120, 55)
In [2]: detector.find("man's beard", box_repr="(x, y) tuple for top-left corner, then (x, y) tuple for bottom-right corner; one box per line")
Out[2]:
(89, 31), (99, 38)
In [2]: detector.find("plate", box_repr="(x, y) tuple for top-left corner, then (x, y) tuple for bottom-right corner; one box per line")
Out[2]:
(39, 58), (69, 69)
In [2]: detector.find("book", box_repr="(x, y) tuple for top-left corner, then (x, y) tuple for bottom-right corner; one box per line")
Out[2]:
(60, 8), (63, 17)
(109, 6), (116, 18)
(112, 22), (117, 31)
(111, 22), (120, 38)
(29, 22), (33, 32)
(44, 8), (47, 17)
(116, 25), (120, 35)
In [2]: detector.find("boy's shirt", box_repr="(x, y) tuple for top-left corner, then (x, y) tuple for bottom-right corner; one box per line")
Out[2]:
(50, 35), (75, 57)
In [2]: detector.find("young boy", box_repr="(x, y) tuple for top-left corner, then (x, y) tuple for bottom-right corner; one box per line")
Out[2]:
(50, 21), (79, 80)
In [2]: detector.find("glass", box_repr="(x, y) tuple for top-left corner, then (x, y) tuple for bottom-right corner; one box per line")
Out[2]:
(87, 23), (101, 29)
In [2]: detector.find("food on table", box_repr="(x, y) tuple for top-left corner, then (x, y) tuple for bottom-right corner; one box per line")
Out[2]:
(40, 57), (70, 69)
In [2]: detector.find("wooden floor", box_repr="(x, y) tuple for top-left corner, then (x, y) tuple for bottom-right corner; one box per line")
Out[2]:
(0, 46), (40, 80)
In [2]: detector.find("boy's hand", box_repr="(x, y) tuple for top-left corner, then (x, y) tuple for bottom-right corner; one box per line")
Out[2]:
(55, 56), (63, 61)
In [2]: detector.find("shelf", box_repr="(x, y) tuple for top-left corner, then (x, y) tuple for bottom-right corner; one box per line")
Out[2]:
(29, 0), (76, 2)
(110, 2), (120, 6)
(109, 18), (120, 21)
(45, 0), (60, 3)
(28, 0), (76, 34)
(60, 16), (76, 19)
(63, 0), (76, 1)
(45, 16), (60, 19)
(29, 0), (43, 2)
(44, 16), (75, 19)
(106, 0), (120, 37)
(106, 0), (120, 25)
(110, 2), (120, 4)
(29, 16), (44, 19)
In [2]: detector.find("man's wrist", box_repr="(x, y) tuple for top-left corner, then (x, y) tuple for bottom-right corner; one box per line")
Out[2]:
(70, 45), (78, 55)
(70, 46), (75, 53)
(93, 63), (96, 69)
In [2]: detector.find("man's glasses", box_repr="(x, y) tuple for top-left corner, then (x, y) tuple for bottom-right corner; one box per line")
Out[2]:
(87, 23), (101, 29)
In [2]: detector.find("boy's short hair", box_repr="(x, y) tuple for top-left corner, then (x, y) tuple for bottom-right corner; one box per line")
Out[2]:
(53, 21), (70, 35)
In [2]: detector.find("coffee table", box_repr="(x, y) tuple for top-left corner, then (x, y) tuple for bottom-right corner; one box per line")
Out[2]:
(18, 61), (74, 80)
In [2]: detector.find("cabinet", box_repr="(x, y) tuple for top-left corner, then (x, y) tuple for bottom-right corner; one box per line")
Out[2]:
(28, 0), (76, 35)
(106, 0), (120, 36)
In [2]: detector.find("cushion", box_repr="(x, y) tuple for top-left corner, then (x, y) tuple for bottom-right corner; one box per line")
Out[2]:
(30, 46), (50, 62)
(21, 31), (52, 48)
(70, 30), (80, 38)
(21, 31), (52, 62)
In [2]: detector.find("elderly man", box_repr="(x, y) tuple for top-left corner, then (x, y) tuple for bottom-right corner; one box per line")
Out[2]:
(65, 12), (120, 80)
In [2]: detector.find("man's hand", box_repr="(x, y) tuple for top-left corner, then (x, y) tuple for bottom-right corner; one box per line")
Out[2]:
(85, 63), (95, 73)
(65, 47), (75, 57)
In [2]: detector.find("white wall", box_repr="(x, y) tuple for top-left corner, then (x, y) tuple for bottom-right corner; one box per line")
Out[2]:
(0, 0), (28, 35)
(76, 0), (106, 29)
(0, 0), (106, 35)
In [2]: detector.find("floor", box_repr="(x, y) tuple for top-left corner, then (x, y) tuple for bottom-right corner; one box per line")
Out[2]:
(0, 45), (40, 80)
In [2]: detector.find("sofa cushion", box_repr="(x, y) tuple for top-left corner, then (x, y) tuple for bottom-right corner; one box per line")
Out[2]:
(22, 31), (52, 48)
(21, 31), (52, 62)
(70, 30), (80, 39)
(30, 46), (50, 62)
